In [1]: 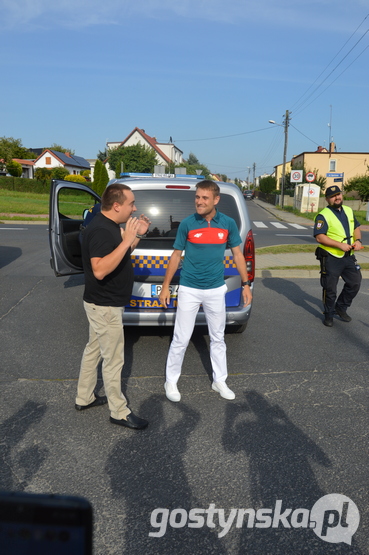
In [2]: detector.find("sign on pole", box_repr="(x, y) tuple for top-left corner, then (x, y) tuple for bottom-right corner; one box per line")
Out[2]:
(306, 172), (316, 182)
(290, 170), (303, 183)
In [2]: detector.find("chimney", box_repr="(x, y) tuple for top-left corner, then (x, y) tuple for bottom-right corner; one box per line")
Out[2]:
(329, 142), (335, 153)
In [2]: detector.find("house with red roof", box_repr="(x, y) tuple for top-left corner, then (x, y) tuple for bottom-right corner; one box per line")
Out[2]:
(107, 127), (183, 170)
(33, 149), (90, 175)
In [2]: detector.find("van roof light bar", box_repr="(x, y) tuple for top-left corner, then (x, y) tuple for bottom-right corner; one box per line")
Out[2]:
(119, 172), (205, 179)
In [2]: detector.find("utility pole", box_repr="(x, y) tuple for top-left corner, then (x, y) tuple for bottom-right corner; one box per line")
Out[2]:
(281, 110), (290, 209)
(253, 163), (256, 187)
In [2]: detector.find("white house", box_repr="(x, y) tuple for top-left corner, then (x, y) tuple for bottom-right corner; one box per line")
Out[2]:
(33, 149), (90, 175)
(105, 127), (183, 178)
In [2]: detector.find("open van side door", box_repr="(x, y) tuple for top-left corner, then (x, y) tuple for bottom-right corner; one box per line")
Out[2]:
(49, 179), (101, 276)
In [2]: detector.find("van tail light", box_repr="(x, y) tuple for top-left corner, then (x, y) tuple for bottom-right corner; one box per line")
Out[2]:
(243, 229), (255, 282)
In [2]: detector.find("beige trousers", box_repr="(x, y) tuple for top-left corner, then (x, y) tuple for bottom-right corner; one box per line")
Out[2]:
(76, 301), (130, 420)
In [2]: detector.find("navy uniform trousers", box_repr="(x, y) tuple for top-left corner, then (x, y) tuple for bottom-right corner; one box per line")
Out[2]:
(320, 252), (362, 317)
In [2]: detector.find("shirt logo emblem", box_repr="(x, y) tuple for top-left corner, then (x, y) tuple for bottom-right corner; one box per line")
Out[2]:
(218, 232), (224, 240)
(194, 233), (203, 238)
(316, 220), (324, 229)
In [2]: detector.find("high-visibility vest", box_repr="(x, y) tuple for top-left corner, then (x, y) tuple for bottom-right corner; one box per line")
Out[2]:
(316, 205), (355, 258)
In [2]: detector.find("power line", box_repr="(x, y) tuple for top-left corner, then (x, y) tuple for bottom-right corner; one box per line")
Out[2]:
(289, 124), (319, 147)
(290, 13), (369, 113)
(169, 126), (274, 143)
(292, 19), (369, 116)
(294, 42), (369, 116)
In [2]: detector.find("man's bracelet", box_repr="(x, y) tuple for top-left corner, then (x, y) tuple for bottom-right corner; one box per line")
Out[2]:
(136, 233), (146, 239)
(356, 239), (362, 244)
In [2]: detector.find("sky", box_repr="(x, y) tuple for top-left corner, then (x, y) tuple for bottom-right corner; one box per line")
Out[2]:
(1, 0), (368, 181)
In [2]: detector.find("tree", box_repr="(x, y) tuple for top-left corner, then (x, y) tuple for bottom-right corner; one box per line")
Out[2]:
(97, 164), (109, 195)
(259, 175), (277, 194)
(344, 167), (369, 201)
(92, 159), (103, 194)
(34, 167), (53, 184)
(51, 167), (70, 180)
(187, 152), (199, 165)
(166, 158), (211, 179)
(48, 143), (75, 155)
(107, 144), (158, 174)
(6, 160), (22, 178)
(0, 136), (36, 169)
(97, 148), (108, 162)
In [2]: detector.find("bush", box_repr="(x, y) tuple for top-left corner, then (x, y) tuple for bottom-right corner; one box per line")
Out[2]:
(64, 174), (87, 184)
(51, 167), (70, 180)
(0, 176), (51, 193)
(6, 160), (22, 177)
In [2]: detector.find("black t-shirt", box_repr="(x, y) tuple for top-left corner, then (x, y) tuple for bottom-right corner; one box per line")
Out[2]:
(82, 212), (134, 306)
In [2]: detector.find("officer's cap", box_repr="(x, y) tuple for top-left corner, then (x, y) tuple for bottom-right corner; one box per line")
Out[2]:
(325, 185), (342, 198)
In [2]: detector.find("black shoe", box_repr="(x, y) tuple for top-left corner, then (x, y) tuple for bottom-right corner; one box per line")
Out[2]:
(110, 412), (148, 430)
(323, 317), (333, 327)
(75, 395), (108, 411)
(335, 307), (352, 322)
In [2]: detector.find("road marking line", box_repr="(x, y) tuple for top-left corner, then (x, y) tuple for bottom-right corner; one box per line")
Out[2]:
(270, 222), (288, 229)
(289, 223), (308, 229)
(253, 221), (268, 228)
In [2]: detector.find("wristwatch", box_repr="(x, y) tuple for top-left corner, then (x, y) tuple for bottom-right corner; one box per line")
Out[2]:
(241, 280), (251, 287)
(136, 233), (146, 239)
(355, 239), (362, 244)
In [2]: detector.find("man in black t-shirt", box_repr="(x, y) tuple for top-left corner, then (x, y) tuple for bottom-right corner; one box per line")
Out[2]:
(75, 183), (151, 430)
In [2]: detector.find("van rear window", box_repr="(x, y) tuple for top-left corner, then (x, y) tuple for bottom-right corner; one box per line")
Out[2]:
(134, 189), (240, 250)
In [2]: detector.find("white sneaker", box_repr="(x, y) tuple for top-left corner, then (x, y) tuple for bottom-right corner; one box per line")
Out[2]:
(164, 381), (181, 402)
(212, 381), (235, 400)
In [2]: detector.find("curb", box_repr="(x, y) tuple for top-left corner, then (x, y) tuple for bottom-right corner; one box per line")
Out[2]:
(255, 269), (369, 279)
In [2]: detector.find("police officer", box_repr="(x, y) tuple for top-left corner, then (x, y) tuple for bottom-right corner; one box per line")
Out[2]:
(314, 185), (362, 327)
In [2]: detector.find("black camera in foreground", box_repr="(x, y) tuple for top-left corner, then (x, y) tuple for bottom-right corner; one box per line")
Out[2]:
(0, 491), (93, 554)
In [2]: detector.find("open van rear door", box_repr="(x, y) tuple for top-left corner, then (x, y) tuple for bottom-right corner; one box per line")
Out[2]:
(49, 179), (100, 276)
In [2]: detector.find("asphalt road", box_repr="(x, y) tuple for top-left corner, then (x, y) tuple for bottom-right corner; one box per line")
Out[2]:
(246, 200), (316, 248)
(0, 224), (368, 554)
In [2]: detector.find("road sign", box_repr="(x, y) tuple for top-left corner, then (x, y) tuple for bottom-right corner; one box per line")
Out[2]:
(326, 173), (344, 177)
(291, 170), (303, 183)
(334, 178), (343, 182)
(306, 172), (316, 182)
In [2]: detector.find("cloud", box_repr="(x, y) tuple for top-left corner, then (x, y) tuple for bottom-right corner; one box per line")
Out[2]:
(1, 0), (366, 31)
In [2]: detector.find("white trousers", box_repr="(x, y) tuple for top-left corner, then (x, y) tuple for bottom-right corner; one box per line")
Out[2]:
(166, 284), (228, 384)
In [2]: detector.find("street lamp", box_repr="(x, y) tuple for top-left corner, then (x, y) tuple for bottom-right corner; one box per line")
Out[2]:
(269, 110), (290, 209)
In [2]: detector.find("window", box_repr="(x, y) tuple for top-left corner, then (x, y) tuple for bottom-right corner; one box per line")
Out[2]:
(134, 189), (240, 250)
(45, 157), (51, 165)
(329, 159), (336, 172)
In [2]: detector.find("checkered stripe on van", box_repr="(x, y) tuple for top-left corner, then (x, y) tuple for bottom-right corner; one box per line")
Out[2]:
(131, 255), (171, 269)
(131, 254), (237, 269)
(223, 255), (237, 268)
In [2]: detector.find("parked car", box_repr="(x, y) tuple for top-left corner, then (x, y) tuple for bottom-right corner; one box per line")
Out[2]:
(243, 190), (254, 200)
(49, 174), (255, 332)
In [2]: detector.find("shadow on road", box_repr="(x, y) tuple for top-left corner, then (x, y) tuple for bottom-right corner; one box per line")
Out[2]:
(222, 390), (363, 554)
(262, 276), (322, 318)
(0, 246), (22, 269)
(0, 400), (48, 491)
(106, 394), (227, 555)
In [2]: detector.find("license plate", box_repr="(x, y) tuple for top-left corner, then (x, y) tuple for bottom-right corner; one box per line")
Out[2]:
(151, 284), (179, 298)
